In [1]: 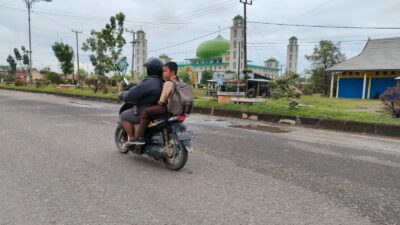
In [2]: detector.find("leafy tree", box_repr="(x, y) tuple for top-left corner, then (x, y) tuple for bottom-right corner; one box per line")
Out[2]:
(13, 47), (30, 71)
(43, 70), (62, 84)
(270, 72), (302, 109)
(23, 54), (29, 66)
(52, 42), (75, 76)
(21, 46), (30, 68)
(159, 54), (170, 62)
(6, 55), (17, 75)
(82, 12), (126, 92)
(14, 48), (22, 61)
(177, 70), (191, 84)
(305, 40), (345, 95)
(200, 70), (213, 84)
(77, 69), (88, 84)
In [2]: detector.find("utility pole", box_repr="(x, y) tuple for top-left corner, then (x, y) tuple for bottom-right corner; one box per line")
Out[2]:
(126, 29), (138, 78)
(280, 64), (285, 76)
(237, 42), (241, 80)
(240, 0), (252, 71)
(25, 0), (52, 84)
(72, 30), (82, 85)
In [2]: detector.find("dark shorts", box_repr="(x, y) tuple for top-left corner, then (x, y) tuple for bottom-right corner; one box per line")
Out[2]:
(119, 108), (140, 124)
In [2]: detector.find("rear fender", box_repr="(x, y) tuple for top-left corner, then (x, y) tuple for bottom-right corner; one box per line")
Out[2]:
(170, 123), (193, 141)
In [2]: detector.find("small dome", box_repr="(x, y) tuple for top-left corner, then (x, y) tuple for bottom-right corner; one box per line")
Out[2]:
(196, 35), (230, 58)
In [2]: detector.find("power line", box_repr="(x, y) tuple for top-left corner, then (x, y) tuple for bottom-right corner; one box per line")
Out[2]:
(248, 21), (400, 30)
(149, 27), (230, 53)
(144, 1), (238, 31)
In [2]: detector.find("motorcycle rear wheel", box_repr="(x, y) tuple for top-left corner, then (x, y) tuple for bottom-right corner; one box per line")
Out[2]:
(114, 124), (129, 154)
(163, 133), (188, 171)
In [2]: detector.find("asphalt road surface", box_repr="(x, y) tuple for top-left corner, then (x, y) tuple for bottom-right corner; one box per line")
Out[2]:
(1, 89), (399, 225)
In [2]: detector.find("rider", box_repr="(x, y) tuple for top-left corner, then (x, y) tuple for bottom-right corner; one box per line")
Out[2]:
(134, 61), (179, 145)
(119, 58), (164, 148)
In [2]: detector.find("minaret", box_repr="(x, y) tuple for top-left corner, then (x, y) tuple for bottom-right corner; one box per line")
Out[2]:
(286, 36), (299, 74)
(229, 15), (244, 73)
(134, 30), (148, 75)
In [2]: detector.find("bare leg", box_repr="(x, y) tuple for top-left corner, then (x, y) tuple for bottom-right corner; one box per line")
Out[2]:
(122, 122), (135, 140)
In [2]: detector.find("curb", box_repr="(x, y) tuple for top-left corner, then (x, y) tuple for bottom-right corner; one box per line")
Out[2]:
(192, 106), (400, 139)
(2, 86), (400, 139)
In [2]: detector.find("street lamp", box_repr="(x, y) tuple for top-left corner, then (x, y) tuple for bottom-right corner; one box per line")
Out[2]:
(24, 0), (52, 83)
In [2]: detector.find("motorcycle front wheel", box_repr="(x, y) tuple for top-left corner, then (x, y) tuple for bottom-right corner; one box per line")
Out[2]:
(114, 124), (129, 154)
(163, 133), (188, 171)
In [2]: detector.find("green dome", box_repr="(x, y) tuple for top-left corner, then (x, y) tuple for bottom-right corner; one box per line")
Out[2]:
(196, 35), (230, 58)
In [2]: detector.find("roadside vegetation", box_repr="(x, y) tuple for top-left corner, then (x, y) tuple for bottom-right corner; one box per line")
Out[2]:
(1, 83), (399, 125)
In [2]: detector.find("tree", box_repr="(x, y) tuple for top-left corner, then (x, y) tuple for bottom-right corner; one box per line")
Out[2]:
(82, 12), (126, 92)
(14, 48), (22, 61)
(52, 42), (75, 76)
(159, 54), (170, 62)
(42, 70), (62, 85)
(270, 72), (302, 109)
(6, 55), (17, 75)
(77, 69), (88, 84)
(13, 47), (29, 71)
(305, 40), (345, 95)
(177, 70), (191, 84)
(200, 70), (213, 84)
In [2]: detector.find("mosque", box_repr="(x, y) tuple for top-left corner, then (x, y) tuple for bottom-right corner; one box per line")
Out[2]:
(134, 15), (300, 85)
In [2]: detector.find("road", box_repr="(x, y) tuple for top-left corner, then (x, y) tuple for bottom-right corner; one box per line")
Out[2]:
(0, 89), (399, 225)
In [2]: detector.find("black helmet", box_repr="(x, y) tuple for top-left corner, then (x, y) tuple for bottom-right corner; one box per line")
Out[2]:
(143, 57), (163, 76)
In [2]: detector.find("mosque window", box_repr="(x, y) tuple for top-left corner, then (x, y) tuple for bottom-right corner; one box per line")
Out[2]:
(234, 29), (237, 37)
(383, 71), (388, 75)
(234, 41), (237, 49)
(290, 46), (293, 53)
(290, 55), (292, 60)
(391, 71), (396, 75)
(375, 71), (380, 75)
(233, 51), (236, 59)
(233, 62), (237, 69)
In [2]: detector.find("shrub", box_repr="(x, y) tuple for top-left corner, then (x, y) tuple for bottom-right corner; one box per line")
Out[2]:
(380, 86), (400, 118)
(270, 73), (302, 109)
(14, 79), (26, 86)
(44, 71), (62, 84)
(34, 79), (50, 88)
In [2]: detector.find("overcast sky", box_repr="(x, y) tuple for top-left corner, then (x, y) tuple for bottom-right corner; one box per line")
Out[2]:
(0, 0), (399, 74)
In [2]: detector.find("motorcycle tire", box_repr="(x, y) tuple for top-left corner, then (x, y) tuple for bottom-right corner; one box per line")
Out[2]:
(114, 124), (129, 154)
(163, 133), (188, 171)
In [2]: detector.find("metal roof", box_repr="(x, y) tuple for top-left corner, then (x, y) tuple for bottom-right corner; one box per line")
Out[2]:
(326, 37), (400, 72)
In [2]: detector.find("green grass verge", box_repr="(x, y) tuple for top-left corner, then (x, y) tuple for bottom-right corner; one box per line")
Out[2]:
(195, 96), (400, 125)
(1, 84), (399, 125)
(0, 84), (118, 99)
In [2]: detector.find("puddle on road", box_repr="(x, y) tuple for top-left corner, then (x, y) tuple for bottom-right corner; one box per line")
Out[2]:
(229, 124), (290, 133)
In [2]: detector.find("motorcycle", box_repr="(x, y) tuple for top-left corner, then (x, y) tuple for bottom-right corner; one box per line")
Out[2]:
(114, 101), (193, 171)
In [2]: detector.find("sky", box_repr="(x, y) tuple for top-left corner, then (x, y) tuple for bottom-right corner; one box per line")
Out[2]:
(0, 0), (399, 75)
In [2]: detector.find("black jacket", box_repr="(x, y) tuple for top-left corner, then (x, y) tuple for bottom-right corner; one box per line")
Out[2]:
(122, 75), (163, 108)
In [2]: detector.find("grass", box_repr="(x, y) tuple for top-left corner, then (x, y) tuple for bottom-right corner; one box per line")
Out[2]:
(0, 83), (118, 99)
(1, 84), (399, 125)
(194, 95), (400, 125)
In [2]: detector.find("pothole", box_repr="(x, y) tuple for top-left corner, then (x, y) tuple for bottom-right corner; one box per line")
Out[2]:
(229, 124), (290, 133)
